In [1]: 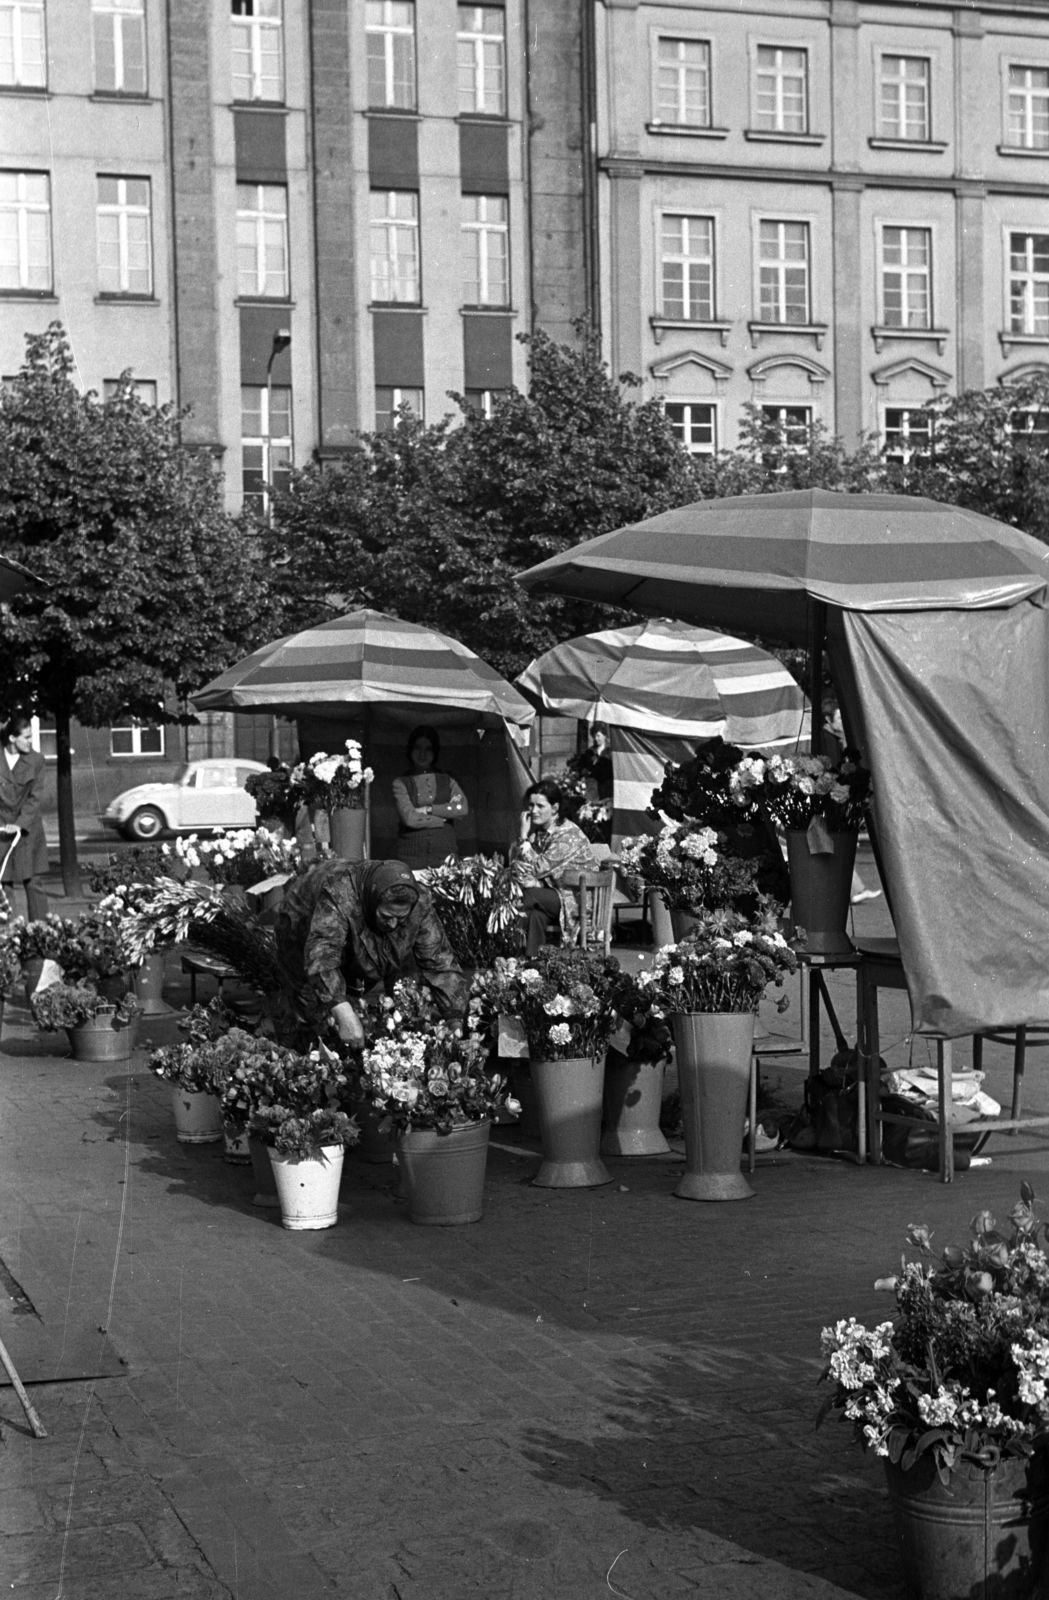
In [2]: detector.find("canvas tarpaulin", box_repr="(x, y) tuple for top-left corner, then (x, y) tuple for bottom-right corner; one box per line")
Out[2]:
(839, 603), (1049, 1038)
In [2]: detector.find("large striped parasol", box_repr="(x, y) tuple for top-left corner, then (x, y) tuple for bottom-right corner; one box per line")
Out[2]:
(192, 608), (534, 726)
(517, 618), (804, 746)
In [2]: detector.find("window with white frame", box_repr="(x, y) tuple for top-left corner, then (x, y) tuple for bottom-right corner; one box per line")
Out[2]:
(236, 183), (288, 298)
(457, 5), (504, 116)
(375, 386), (423, 430)
(110, 720), (164, 756)
(758, 220), (809, 323)
(1009, 232), (1049, 336)
(883, 407), (932, 465)
(464, 388), (504, 417)
(1008, 65), (1049, 150)
(231, 0), (283, 103)
(0, 1), (44, 87)
(97, 176), (152, 295)
(1009, 404), (1049, 444)
(461, 194), (508, 306)
(103, 376), (157, 404)
(93, 0), (146, 95)
(366, 1), (415, 110)
(29, 715), (56, 760)
(654, 36), (710, 127)
(241, 384), (291, 518)
(661, 214), (714, 321)
(0, 171), (50, 291)
(880, 226), (932, 328)
(754, 45), (807, 133)
(760, 404), (812, 453)
(880, 55), (929, 141)
(665, 402), (717, 455)
(370, 189), (419, 302)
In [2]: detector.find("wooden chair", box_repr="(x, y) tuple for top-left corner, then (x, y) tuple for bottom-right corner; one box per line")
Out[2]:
(560, 870), (616, 955)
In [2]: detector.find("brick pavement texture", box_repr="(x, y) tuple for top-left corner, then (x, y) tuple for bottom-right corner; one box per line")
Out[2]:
(1, 956), (1048, 1599)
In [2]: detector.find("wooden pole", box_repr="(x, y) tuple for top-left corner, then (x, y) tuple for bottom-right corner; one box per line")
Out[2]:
(809, 600), (826, 756)
(0, 1332), (47, 1438)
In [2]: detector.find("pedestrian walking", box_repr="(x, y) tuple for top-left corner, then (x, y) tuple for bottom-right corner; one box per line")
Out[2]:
(0, 713), (49, 921)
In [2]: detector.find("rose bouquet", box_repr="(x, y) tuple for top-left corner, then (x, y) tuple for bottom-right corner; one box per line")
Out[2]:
(291, 741), (373, 813)
(618, 821), (767, 915)
(474, 947), (624, 1062)
(819, 1186), (1049, 1483)
(635, 909), (797, 1014)
(417, 852), (524, 967)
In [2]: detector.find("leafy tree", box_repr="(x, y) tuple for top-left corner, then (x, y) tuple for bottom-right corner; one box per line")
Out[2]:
(0, 324), (276, 893)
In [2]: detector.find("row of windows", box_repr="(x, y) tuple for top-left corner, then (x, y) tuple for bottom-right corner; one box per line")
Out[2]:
(0, 0), (508, 113)
(0, 170), (512, 309)
(658, 214), (1049, 338)
(654, 34), (1049, 152)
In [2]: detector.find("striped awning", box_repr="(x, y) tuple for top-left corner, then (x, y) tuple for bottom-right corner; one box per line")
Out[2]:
(517, 619), (805, 744)
(517, 490), (1049, 646)
(192, 609), (534, 726)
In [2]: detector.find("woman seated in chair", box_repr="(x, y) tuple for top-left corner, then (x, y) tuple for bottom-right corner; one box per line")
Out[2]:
(511, 780), (598, 955)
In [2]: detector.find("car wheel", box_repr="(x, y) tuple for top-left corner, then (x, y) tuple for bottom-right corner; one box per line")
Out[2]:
(125, 806), (166, 841)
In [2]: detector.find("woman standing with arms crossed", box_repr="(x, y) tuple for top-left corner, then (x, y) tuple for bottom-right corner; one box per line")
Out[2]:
(392, 725), (469, 870)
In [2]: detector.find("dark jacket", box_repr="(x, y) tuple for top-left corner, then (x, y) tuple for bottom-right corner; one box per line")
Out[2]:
(0, 749), (47, 880)
(275, 858), (467, 1022)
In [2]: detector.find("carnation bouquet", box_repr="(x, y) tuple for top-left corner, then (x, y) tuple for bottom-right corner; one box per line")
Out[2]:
(291, 741), (373, 813)
(474, 947), (624, 1062)
(635, 909), (797, 1014)
(417, 852), (524, 967)
(739, 752), (871, 833)
(618, 821), (767, 915)
(819, 1187), (1049, 1483)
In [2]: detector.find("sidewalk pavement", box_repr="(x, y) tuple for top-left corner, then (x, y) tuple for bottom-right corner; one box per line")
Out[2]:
(3, 871), (1047, 1597)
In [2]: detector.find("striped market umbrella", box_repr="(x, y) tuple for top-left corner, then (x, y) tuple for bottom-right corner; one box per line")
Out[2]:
(192, 608), (534, 726)
(517, 618), (804, 746)
(517, 489), (1049, 647)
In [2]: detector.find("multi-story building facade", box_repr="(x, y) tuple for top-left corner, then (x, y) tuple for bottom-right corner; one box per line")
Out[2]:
(596, 0), (1049, 457)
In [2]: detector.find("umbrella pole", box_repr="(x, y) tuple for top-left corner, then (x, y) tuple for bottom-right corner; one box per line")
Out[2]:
(809, 601), (826, 756)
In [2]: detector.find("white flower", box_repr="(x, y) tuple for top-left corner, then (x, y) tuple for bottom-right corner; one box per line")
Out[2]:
(549, 1022), (572, 1046)
(668, 966), (685, 985)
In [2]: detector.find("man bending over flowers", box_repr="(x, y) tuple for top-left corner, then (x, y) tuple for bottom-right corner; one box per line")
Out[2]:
(275, 858), (467, 1047)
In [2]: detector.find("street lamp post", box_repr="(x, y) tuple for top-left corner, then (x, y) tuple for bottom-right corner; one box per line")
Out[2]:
(265, 328), (291, 763)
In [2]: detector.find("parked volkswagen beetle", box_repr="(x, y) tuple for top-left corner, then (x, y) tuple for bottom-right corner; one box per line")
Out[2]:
(101, 758), (270, 841)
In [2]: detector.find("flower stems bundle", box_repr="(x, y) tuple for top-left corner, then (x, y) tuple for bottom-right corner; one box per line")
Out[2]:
(417, 853), (524, 966)
(123, 880), (282, 993)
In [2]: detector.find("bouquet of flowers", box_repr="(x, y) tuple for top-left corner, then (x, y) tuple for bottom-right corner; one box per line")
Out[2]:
(618, 821), (767, 915)
(244, 766), (299, 831)
(358, 986), (513, 1133)
(248, 1105), (358, 1159)
(32, 982), (140, 1031)
(819, 1186), (1049, 1483)
(576, 798), (612, 845)
(417, 853), (524, 967)
(290, 742), (373, 813)
(636, 910), (797, 1014)
(23, 907), (136, 984)
(738, 752), (871, 833)
(146, 999), (240, 1092)
(164, 828), (307, 888)
(0, 920), (25, 995)
(88, 845), (179, 896)
(648, 739), (759, 830)
(210, 1023), (351, 1127)
(475, 947), (624, 1062)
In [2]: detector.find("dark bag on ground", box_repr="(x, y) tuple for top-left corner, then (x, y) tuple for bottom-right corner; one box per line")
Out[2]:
(879, 1093), (990, 1173)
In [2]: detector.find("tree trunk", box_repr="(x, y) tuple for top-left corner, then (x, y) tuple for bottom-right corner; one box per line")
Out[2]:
(54, 707), (80, 898)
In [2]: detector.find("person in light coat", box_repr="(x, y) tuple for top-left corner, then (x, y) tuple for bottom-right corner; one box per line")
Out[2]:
(0, 713), (49, 920)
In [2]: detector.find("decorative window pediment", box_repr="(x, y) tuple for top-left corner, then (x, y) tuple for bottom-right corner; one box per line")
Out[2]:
(649, 348), (733, 394)
(747, 352), (830, 389)
(870, 355), (950, 390)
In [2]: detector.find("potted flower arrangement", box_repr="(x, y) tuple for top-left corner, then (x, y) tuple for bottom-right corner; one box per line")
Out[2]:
(89, 848), (183, 1015)
(244, 765), (299, 835)
(618, 821), (769, 940)
(636, 911), (796, 1201)
(476, 948), (624, 1189)
(358, 985), (515, 1225)
(147, 1022), (225, 1144)
(819, 1187), (1049, 1600)
(290, 741), (373, 860)
(32, 982), (142, 1062)
(649, 738), (790, 892)
(249, 1100), (358, 1230)
(416, 853), (524, 969)
(736, 751), (871, 955)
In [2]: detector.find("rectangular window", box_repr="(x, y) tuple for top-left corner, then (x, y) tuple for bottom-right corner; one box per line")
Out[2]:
(30, 716), (56, 761)
(654, 36), (710, 127)
(236, 183), (288, 298)
(0, 0), (44, 87)
(665, 402), (717, 456)
(881, 226), (931, 328)
(461, 194), (508, 306)
(457, 5), (504, 116)
(0, 171), (50, 291)
(760, 404), (812, 454)
(464, 388), (504, 417)
(103, 377), (157, 404)
(110, 721), (165, 756)
(755, 44), (807, 133)
(880, 55), (929, 141)
(758, 219), (809, 323)
(1009, 406), (1049, 444)
(883, 407), (932, 465)
(231, 0), (283, 103)
(93, 0), (146, 95)
(369, 189), (419, 302)
(1008, 65), (1049, 150)
(241, 384), (292, 518)
(97, 176), (152, 295)
(1009, 232), (1049, 336)
(366, 0), (415, 110)
(375, 386), (423, 431)
(661, 214), (714, 321)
